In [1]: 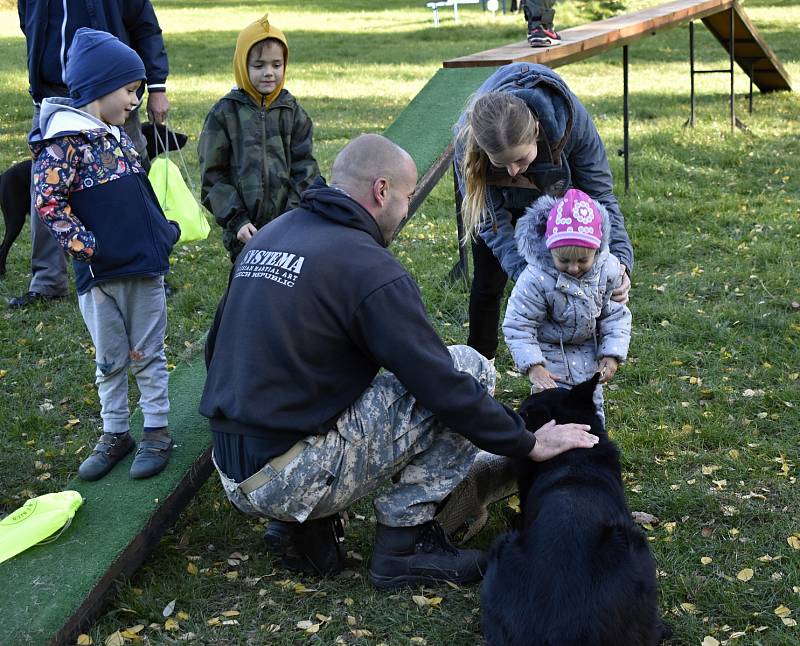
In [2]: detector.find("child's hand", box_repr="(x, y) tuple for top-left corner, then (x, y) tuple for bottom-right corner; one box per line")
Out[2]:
(528, 365), (559, 392)
(598, 357), (619, 383)
(237, 222), (258, 243)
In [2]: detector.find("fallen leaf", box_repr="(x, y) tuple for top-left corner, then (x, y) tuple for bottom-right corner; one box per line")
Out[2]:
(221, 610), (240, 617)
(186, 563), (198, 576)
(788, 535), (800, 550)
(632, 511), (659, 526)
(206, 617), (220, 626)
(164, 618), (179, 631)
(702, 637), (720, 646)
(77, 636), (93, 645)
(351, 629), (373, 637)
(104, 632), (125, 646)
(774, 605), (792, 618)
(737, 568), (754, 582)
(680, 602), (697, 613)
(783, 618), (797, 627)
(176, 611), (190, 621)
(701, 557), (712, 565)
(163, 599), (176, 617)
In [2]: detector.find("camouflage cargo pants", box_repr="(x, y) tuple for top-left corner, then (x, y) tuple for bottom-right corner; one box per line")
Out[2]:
(213, 345), (495, 527)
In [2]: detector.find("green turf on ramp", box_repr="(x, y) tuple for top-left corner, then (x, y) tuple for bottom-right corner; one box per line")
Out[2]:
(383, 67), (494, 177)
(0, 358), (210, 645)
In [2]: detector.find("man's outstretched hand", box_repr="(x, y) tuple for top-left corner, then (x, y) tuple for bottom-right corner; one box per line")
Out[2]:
(528, 420), (598, 462)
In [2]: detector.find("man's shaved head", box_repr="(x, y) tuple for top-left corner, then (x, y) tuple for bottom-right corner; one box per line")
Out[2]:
(330, 134), (417, 245)
(331, 134), (415, 195)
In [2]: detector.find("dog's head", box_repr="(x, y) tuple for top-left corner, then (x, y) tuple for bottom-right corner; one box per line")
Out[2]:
(141, 122), (189, 160)
(518, 373), (604, 437)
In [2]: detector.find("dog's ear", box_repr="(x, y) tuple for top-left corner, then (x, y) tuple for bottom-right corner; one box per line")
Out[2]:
(566, 373), (600, 410)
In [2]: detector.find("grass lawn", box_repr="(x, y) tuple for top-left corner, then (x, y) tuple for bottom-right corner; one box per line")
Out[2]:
(1, 0), (799, 644)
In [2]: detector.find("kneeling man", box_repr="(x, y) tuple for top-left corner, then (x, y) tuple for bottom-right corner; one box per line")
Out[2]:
(199, 134), (597, 589)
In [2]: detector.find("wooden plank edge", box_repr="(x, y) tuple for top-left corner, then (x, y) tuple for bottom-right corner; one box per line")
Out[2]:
(399, 142), (455, 233)
(443, 0), (734, 67)
(51, 447), (214, 646)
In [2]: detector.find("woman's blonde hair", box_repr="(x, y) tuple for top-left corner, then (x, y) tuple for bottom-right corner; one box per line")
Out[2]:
(456, 92), (539, 240)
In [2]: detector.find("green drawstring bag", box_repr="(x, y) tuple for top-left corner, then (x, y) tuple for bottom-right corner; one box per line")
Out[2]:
(0, 491), (84, 563)
(148, 120), (211, 243)
(149, 156), (211, 243)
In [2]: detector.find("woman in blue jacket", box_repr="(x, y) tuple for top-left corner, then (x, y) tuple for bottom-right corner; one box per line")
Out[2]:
(454, 63), (633, 360)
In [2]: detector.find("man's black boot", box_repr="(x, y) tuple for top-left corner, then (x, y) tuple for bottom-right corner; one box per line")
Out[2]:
(368, 520), (487, 590)
(263, 519), (298, 557)
(277, 514), (345, 577)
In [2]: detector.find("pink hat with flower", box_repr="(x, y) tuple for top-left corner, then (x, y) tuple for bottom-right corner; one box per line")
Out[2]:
(545, 188), (603, 250)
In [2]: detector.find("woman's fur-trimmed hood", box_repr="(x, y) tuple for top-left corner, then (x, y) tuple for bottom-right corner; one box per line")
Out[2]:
(515, 193), (612, 267)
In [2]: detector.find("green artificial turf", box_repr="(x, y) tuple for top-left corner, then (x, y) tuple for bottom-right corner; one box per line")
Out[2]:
(0, 358), (209, 645)
(383, 67), (494, 176)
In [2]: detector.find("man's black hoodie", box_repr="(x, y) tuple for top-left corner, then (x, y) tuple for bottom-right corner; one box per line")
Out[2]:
(200, 180), (535, 460)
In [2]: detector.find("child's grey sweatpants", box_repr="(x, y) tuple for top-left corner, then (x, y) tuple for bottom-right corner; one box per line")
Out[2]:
(78, 276), (169, 434)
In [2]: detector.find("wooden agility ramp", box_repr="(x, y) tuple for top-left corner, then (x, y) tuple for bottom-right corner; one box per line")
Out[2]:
(0, 1), (792, 644)
(443, 0), (793, 94)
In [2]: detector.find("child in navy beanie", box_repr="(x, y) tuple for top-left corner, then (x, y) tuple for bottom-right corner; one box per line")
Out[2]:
(30, 27), (181, 481)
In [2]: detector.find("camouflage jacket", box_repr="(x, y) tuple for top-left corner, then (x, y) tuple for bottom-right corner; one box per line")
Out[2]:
(198, 88), (319, 260)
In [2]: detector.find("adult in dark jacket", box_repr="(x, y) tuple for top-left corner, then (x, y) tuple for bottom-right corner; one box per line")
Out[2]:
(10, 0), (171, 309)
(200, 134), (598, 589)
(454, 63), (633, 360)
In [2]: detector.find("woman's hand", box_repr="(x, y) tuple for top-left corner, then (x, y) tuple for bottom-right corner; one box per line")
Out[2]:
(611, 267), (631, 304)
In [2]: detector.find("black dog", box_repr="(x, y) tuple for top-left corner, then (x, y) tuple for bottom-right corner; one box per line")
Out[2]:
(0, 159), (32, 276)
(481, 375), (671, 645)
(0, 123), (187, 277)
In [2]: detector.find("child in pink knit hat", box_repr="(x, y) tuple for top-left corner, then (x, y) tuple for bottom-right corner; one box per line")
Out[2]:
(502, 189), (632, 420)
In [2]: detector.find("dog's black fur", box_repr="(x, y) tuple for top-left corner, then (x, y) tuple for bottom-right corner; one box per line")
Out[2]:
(0, 124), (187, 276)
(0, 159), (32, 276)
(481, 375), (671, 646)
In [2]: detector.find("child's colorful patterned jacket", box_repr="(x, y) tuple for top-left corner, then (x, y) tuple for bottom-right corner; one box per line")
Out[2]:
(30, 98), (180, 295)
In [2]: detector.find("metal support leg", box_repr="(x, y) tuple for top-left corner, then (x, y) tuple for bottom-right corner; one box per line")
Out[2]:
(448, 165), (470, 286)
(688, 21), (695, 128)
(748, 62), (754, 114)
(623, 45), (630, 194)
(729, 7), (735, 131)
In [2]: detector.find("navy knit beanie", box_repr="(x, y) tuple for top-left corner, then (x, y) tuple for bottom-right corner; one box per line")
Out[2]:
(66, 28), (145, 107)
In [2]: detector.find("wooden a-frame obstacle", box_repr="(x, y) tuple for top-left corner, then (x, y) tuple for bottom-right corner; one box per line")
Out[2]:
(0, 1), (792, 643)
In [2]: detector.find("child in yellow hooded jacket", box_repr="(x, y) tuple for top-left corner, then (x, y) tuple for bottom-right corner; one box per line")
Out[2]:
(198, 15), (320, 262)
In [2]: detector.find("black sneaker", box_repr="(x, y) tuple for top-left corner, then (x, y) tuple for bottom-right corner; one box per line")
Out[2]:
(8, 291), (66, 309)
(278, 514), (345, 577)
(527, 25), (561, 47)
(368, 520), (487, 590)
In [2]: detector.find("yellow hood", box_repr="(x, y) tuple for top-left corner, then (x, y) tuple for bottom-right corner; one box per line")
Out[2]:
(234, 14), (288, 107)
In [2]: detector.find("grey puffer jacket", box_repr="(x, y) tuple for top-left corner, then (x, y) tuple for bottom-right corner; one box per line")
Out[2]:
(502, 195), (631, 381)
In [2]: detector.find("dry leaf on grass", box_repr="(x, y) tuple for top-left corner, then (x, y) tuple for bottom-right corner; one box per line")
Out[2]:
(77, 635), (93, 645)
(163, 599), (176, 617)
(631, 511), (659, 526)
(736, 568), (754, 582)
